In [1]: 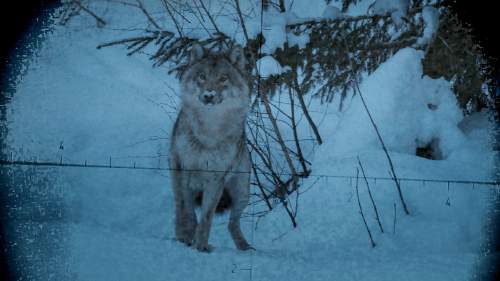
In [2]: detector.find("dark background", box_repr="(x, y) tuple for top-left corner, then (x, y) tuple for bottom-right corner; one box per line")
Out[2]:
(444, 0), (500, 117)
(1, 2), (60, 280)
(0, 1), (499, 280)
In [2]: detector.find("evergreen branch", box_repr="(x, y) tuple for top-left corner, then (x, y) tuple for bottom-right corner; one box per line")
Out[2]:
(286, 5), (426, 29)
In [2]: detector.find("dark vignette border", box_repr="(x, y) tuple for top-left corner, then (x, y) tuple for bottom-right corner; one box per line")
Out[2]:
(0, 1), (61, 280)
(442, 2), (500, 280)
(0, 1), (498, 280)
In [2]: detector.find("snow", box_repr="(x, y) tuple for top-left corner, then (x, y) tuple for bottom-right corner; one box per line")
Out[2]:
(323, 48), (466, 160)
(285, 0), (329, 19)
(261, 9), (288, 54)
(417, 6), (440, 45)
(370, 0), (410, 25)
(287, 31), (309, 49)
(2, 1), (498, 281)
(322, 5), (343, 20)
(256, 55), (284, 78)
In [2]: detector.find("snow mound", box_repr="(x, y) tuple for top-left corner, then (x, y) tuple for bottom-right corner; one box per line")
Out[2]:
(256, 55), (284, 78)
(319, 48), (465, 160)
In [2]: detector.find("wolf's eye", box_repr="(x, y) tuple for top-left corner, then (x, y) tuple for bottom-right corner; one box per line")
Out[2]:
(219, 75), (228, 83)
(198, 73), (206, 81)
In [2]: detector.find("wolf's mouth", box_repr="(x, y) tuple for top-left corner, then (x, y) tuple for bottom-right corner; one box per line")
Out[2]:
(199, 96), (222, 105)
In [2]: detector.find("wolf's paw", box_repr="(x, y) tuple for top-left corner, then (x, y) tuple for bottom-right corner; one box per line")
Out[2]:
(236, 241), (255, 251)
(193, 241), (214, 253)
(176, 236), (193, 246)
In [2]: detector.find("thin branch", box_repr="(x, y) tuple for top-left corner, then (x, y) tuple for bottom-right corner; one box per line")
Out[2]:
(281, 198), (297, 227)
(355, 168), (376, 248)
(341, 32), (410, 215)
(162, 0), (192, 23)
(289, 87), (310, 176)
(356, 81), (410, 215)
(197, 0), (222, 34)
(357, 156), (384, 233)
(293, 77), (323, 145)
(246, 136), (283, 186)
(184, 2), (213, 37)
(393, 202), (397, 234)
(162, 0), (183, 37)
(259, 91), (299, 196)
(234, 0), (249, 41)
(72, 0), (106, 27)
(135, 0), (162, 30)
(252, 164), (273, 211)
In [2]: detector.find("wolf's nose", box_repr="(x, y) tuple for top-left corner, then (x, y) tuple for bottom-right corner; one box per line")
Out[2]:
(202, 92), (215, 102)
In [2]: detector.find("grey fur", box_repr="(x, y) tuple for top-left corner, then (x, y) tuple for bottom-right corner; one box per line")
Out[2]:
(169, 44), (253, 252)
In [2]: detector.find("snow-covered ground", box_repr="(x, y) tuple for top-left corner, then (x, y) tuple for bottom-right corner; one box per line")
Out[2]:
(2, 1), (498, 280)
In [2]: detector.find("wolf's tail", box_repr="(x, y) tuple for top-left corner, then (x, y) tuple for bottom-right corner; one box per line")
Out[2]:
(194, 189), (232, 213)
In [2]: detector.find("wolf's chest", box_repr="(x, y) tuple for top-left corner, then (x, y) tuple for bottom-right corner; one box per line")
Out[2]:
(174, 134), (240, 172)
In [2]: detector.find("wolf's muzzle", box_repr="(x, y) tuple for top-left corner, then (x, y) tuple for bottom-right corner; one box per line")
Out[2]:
(200, 91), (221, 105)
(203, 92), (214, 103)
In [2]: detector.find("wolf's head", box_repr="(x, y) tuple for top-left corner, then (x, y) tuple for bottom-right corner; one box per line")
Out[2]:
(180, 44), (249, 110)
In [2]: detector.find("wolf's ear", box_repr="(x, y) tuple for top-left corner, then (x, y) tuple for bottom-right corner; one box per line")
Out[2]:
(190, 43), (204, 64)
(229, 45), (246, 71)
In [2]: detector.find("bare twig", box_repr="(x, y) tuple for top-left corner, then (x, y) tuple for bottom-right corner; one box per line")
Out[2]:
(355, 168), (376, 248)
(281, 198), (297, 227)
(357, 156), (384, 233)
(289, 87), (310, 176)
(197, 0), (222, 34)
(183, 2), (213, 37)
(259, 91), (299, 196)
(246, 134), (279, 181)
(161, 0), (192, 23)
(293, 77), (323, 145)
(251, 164), (273, 211)
(393, 202), (397, 234)
(72, 0), (106, 27)
(341, 32), (410, 215)
(162, 0), (183, 37)
(234, 0), (249, 41)
(135, 0), (162, 30)
(357, 81), (410, 215)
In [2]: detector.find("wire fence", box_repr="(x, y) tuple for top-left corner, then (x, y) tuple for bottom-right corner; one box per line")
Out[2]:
(1, 158), (499, 187)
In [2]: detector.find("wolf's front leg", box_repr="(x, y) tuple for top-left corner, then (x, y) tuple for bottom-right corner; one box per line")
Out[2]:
(172, 169), (189, 244)
(227, 174), (253, 251)
(174, 173), (197, 245)
(193, 176), (225, 252)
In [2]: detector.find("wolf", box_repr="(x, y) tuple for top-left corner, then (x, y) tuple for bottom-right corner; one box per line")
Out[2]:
(169, 43), (253, 252)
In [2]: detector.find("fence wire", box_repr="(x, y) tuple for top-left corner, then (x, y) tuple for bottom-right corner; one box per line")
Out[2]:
(1, 158), (499, 187)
